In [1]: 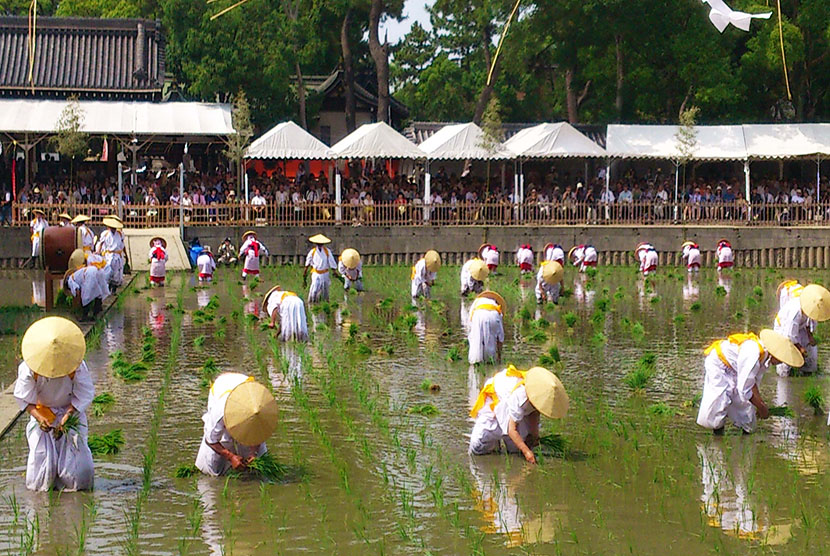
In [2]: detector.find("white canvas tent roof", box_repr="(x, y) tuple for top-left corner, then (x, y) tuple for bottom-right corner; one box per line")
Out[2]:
(503, 122), (606, 158)
(331, 121), (425, 159)
(606, 124), (747, 161)
(245, 121), (335, 159)
(0, 99), (234, 138)
(743, 124), (830, 159)
(418, 122), (511, 160)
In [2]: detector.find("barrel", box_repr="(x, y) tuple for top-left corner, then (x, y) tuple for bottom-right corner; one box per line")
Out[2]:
(39, 225), (80, 272)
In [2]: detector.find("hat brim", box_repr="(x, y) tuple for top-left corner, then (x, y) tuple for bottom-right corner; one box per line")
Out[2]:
(261, 285), (282, 314)
(309, 234), (331, 245)
(149, 237), (167, 248)
(477, 290), (505, 313)
(102, 217), (123, 229)
(800, 284), (830, 322)
(542, 261), (564, 285)
(21, 317), (86, 378)
(242, 230), (257, 240)
(525, 367), (569, 419)
(71, 215), (91, 224)
(681, 241), (695, 250)
(33, 209), (45, 216)
(425, 251), (441, 272)
(224, 380), (278, 446)
(760, 329), (804, 368)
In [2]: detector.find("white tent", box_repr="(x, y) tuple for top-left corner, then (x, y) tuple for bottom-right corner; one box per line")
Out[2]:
(330, 121), (426, 160)
(606, 124), (747, 161)
(419, 122), (512, 160)
(503, 122), (606, 158)
(245, 121), (335, 159)
(743, 124), (830, 158)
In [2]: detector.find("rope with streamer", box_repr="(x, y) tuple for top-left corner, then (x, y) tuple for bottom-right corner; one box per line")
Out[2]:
(486, 0), (522, 86)
(775, 0), (791, 100)
(210, 0), (251, 21)
(27, 0), (37, 93)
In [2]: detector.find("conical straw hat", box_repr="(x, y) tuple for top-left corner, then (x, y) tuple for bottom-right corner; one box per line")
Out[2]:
(102, 216), (123, 229)
(525, 367), (569, 419)
(425, 250), (441, 272)
(681, 241), (695, 250)
(541, 261), (564, 285)
(468, 258), (489, 282)
(260, 285), (282, 314)
(800, 284), (830, 322)
(759, 329), (804, 368)
(309, 234), (331, 245)
(543, 242), (555, 252)
(477, 290), (505, 312)
(71, 214), (90, 224)
(149, 236), (167, 248)
(224, 380), (278, 446)
(67, 248), (86, 272)
(242, 230), (257, 240)
(59, 212), (72, 221)
(341, 248), (360, 269)
(33, 208), (45, 216)
(567, 246), (578, 260)
(21, 317), (86, 378)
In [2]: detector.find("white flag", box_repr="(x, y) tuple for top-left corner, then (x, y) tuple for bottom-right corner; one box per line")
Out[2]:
(702, 0), (772, 33)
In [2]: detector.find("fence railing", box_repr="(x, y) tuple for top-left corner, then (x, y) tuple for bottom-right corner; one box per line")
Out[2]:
(7, 200), (828, 228)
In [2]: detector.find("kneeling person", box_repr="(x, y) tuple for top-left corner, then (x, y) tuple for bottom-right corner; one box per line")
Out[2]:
(64, 249), (108, 321)
(468, 291), (505, 364)
(197, 246), (217, 282)
(338, 248), (364, 292)
(411, 250), (441, 299)
(535, 260), (564, 304)
(773, 284), (830, 375)
(263, 285), (309, 342)
(460, 258), (489, 297)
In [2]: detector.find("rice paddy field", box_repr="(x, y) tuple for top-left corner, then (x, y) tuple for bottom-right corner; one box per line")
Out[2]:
(1, 263), (830, 555)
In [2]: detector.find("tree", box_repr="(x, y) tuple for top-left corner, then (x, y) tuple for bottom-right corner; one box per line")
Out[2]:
(224, 90), (254, 189)
(51, 95), (89, 186)
(477, 96), (503, 192)
(368, 0), (403, 123)
(390, 21), (434, 90)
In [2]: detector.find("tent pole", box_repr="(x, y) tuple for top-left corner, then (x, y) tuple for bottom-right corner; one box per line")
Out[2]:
(117, 163), (124, 220)
(424, 160), (431, 223)
(179, 162), (184, 239)
(23, 133), (29, 190)
(605, 158), (611, 222)
(335, 171), (342, 223)
(744, 159), (750, 203)
(817, 155), (821, 203)
(674, 161), (679, 223)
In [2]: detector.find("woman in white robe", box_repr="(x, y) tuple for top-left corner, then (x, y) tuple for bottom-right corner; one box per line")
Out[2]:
(13, 317), (94, 491)
(263, 286), (309, 342)
(29, 209), (48, 264)
(681, 241), (701, 272)
(237, 231), (269, 279)
(97, 216), (126, 292)
(543, 243), (565, 266)
(148, 237), (168, 286)
(303, 235), (337, 303)
(516, 245), (534, 273)
(716, 240), (734, 271)
(460, 258), (489, 296)
(72, 215), (96, 256)
(773, 285), (830, 375)
(197, 246), (217, 282)
(535, 261), (563, 304)
(338, 248), (364, 292)
(411, 250), (441, 299)
(468, 292), (504, 364)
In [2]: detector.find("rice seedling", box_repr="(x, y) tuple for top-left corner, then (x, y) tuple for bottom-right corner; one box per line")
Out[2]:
(746, 296), (760, 308)
(563, 311), (578, 328)
(91, 392), (115, 417)
(356, 343), (372, 355)
(804, 384), (824, 415)
(715, 285), (727, 297)
(246, 452), (289, 482)
(88, 429), (124, 455)
(624, 353), (656, 391)
(690, 301), (702, 312)
(753, 286), (764, 297)
(193, 334), (206, 348)
(446, 345), (461, 361)
(614, 289), (625, 301)
(647, 402), (677, 416)
(631, 321), (645, 340)
(768, 405), (795, 417)
(590, 310), (604, 327)
(534, 317), (550, 329)
(348, 323), (358, 339)
(673, 314), (685, 325)
(174, 464), (199, 478)
(384, 344), (395, 355)
(592, 332), (607, 344)
(682, 393), (702, 408)
(115, 361), (148, 382)
(539, 345), (561, 367)
(518, 307), (532, 321)
(420, 379), (441, 392)
(199, 357), (220, 387)
(733, 311), (744, 320)
(586, 266), (598, 278)
(526, 330), (548, 343)
(560, 287), (573, 298)
(649, 295), (661, 304)
(596, 297), (611, 312)
(408, 403), (439, 416)
(538, 433), (566, 456)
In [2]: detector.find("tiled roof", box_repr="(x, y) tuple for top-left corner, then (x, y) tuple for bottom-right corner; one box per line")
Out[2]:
(0, 17), (165, 99)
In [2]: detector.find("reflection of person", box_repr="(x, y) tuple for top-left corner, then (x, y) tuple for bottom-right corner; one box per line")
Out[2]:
(516, 244), (534, 273)
(535, 260), (564, 304)
(195, 373), (277, 476)
(303, 234), (337, 303)
(338, 248), (364, 292)
(681, 241), (701, 273)
(148, 237), (168, 286)
(14, 317), (94, 491)
(262, 286), (308, 342)
(238, 231), (268, 280)
(773, 284), (830, 376)
(469, 366), (568, 464)
(697, 329), (803, 434)
(468, 291), (505, 364)
(460, 258), (488, 297)
(216, 237), (237, 265)
(411, 250), (441, 299)
(716, 239), (734, 271)
(96, 215), (126, 293)
(197, 246), (217, 282)
(64, 249), (107, 321)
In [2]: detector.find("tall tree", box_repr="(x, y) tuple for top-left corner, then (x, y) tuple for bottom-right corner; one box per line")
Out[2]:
(367, 0), (403, 123)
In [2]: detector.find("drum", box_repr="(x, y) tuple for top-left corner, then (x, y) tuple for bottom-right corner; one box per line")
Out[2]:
(39, 225), (80, 272)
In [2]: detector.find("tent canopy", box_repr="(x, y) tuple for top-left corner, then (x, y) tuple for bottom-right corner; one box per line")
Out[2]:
(503, 122), (606, 158)
(331, 121), (425, 159)
(606, 124), (747, 161)
(743, 124), (830, 159)
(245, 121), (335, 159)
(418, 122), (511, 160)
(0, 98), (234, 139)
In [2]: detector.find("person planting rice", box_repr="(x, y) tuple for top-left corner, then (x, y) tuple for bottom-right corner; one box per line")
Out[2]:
(469, 365), (568, 464)
(681, 241), (701, 273)
(238, 230), (268, 279)
(568, 244), (598, 273)
(773, 284), (830, 376)
(63, 248), (108, 321)
(338, 248), (364, 292)
(543, 243), (566, 266)
(777, 279), (804, 309)
(72, 214), (95, 256)
(536, 260), (564, 304)
(636, 243), (658, 276)
(716, 239), (734, 272)
(197, 246), (216, 282)
(303, 234), (337, 303)
(148, 237), (168, 286)
(515, 244), (534, 274)
(479, 243), (500, 272)
(460, 257), (489, 296)
(262, 285), (309, 342)
(96, 215), (126, 293)
(195, 372), (278, 476)
(697, 329), (803, 434)
(468, 291), (505, 364)
(14, 317), (95, 491)
(411, 250), (441, 299)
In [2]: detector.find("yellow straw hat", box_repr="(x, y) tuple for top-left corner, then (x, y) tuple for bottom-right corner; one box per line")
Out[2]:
(799, 284), (830, 322)
(67, 248), (86, 272)
(21, 317), (86, 378)
(468, 258), (489, 282)
(309, 234), (331, 245)
(524, 367), (569, 419)
(424, 250), (441, 272)
(58, 212), (72, 221)
(477, 290), (505, 312)
(242, 230), (257, 240)
(149, 236), (167, 248)
(567, 246), (578, 261)
(340, 248), (360, 269)
(260, 285), (282, 314)
(541, 261), (564, 285)
(759, 329), (804, 368)
(224, 380), (278, 446)
(102, 216), (123, 229)
(71, 214), (91, 224)
(681, 240), (695, 250)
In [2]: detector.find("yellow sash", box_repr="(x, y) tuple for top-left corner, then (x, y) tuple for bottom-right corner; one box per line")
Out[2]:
(470, 365), (526, 418)
(311, 268), (329, 274)
(704, 333), (765, 370)
(469, 303), (502, 321)
(280, 291), (297, 302)
(210, 375), (254, 399)
(89, 259), (107, 270)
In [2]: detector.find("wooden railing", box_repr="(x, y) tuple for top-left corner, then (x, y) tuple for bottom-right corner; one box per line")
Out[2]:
(9, 200), (828, 227)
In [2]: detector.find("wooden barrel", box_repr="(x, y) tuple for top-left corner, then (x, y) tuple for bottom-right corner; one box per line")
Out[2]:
(39, 225), (80, 272)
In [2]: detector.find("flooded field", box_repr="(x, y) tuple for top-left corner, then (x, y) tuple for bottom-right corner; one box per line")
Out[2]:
(1, 263), (830, 555)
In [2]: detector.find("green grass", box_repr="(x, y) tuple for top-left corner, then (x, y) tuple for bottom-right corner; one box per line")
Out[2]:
(114, 361), (148, 382)
(768, 405), (795, 418)
(174, 464), (199, 478)
(624, 353), (656, 391)
(526, 330), (547, 343)
(538, 433), (566, 456)
(715, 285), (727, 297)
(690, 301), (702, 312)
(539, 346), (561, 367)
(446, 345), (462, 362)
(408, 404), (439, 416)
(753, 286), (764, 297)
(647, 402), (676, 416)
(88, 429), (124, 455)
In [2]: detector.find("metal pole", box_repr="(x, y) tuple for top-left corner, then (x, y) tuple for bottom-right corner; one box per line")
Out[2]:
(244, 173), (250, 223)
(179, 163), (184, 239)
(817, 155), (821, 203)
(674, 161), (679, 222)
(24, 133), (29, 189)
(335, 172), (342, 222)
(424, 160), (431, 223)
(605, 158), (612, 222)
(117, 162), (124, 219)
(131, 145), (137, 188)
(744, 159), (751, 202)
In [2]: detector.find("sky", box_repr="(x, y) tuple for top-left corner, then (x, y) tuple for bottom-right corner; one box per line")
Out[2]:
(379, 0), (435, 45)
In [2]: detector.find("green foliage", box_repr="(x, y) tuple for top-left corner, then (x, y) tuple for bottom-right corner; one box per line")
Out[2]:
(88, 429), (125, 455)
(768, 405), (795, 418)
(596, 297), (611, 312)
(647, 402), (676, 417)
(563, 311), (578, 328)
(715, 286), (727, 297)
(538, 433), (566, 456)
(624, 353), (656, 391)
(174, 464), (200, 478)
(246, 452), (289, 482)
(408, 404), (439, 416)
(446, 345), (462, 362)
(420, 379), (440, 392)
(690, 301), (702, 312)
(51, 95), (88, 162)
(753, 286), (764, 297)
(91, 392), (115, 417)
(804, 384), (824, 415)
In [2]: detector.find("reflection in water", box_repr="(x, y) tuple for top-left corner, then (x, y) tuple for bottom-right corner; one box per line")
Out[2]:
(197, 477), (225, 555)
(467, 365), (482, 410)
(241, 285), (259, 317)
(718, 274), (732, 296)
(683, 276), (700, 302)
(148, 299), (166, 334)
(770, 377), (828, 476)
(31, 279), (45, 307)
(196, 288), (212, 309)
(460, 300), (472, 335)
(572, 275), (595, 307)
(518, 279), (533, 304)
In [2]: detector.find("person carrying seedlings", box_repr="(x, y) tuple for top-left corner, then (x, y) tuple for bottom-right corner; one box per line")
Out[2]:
(27, 208), (48, 268)
(636, 243), (658, 276)
(516, 244), (534, 274)
(535, 260), (564, 304)
(777, 279), (803, 309)
(63, 249), (108, 321)
(96, 215), (127, 293)
(411, 249), (441, 299)
(543, 243), (565, 266)
(773, 284), (830, 376)
(716, 239), (734, 272)
(681, 241), (701, 273)
(469, 365), (569, 464)
(468, 291), (505, 364)
(697, 329), (803, 434)
(14, 317), (95, 491)
(217, 237), (237, 266)
(197, 246), (217, 282)
(460, 257), (489, 296)
(479, 243), (500, 272)
(303, 234), (337, 303)
(195, 372), (278, 476)
(262, 285), (309, 342)
(568, 244), (598, 273)
(238, 231), (269, 280)
(72, 214), (95, 256)
(338, 248), (364, 292)
(148, 237), (168, 287)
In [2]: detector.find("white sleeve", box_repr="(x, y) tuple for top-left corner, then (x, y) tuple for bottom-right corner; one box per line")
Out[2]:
(506, 387), (531, 425)
(338, 260), (347, 275)
(203, 405), (227, 445)
(259, 242), (269, 256)
(70, 361), (95, 412)
(305, 250), (314, 266)
(736, 342), (763, 403)
(13, 362), (38, 410)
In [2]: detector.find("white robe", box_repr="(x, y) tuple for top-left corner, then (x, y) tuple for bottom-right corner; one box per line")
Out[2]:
(717, 245), (734, 268)
(682, 245), (702, 271)
(149, 245), (168, 280)
(30, 217), (48, 257)
(467, 297), (504, 364)
(77, 224), (95, 254)
(535, 263), (561, 303)
(778, 282), (803, 310)
(640, 249), (658, 275)
(238, 237), (268, 277)
(66, 266), (109, 307)
(481, 247), (499, 268)
(305, 246), (337, 303)
(197, 253), (217, 280)
(469, 370), (539, 455)
(410, 258), (436, 298)
(460, 259), (484, 296)
(195, 373), (267, 476)
(545, 245), (565, 265)
(97, 229), (125, 287)
(516, 248), (534, 269)
(774, 298), (817, 375)
(337, 258), (364, 292)
(266, 291), (308, 342)
(13, 361), (95, 491)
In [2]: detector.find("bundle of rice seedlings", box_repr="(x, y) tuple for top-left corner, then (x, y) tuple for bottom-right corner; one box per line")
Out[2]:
(768, 405), (795, 418)
(526, 331), (547, 344)
(200, 358), (220, 387)
(753, 286), (764, 297)
(596, 298), (611, 312)
(246, 452), (289, 482)
(356, 343), (372, 355)
(804, 384), (824, 415)
(193, 335), (206, 348)
(518, 307), (532, 321)
(54, 412), (83, 439)
(539, 346), (561, 366)
(649, 295), (661, 304)
(585, 266), (598, 279)
(408, 404), (439, 416)
(91, 392), (115, 417)
(563, 312), (578, 328)
(538, 434), (566, 456)
(746, 296), (760, 308)
(534, 318), (550, 329)
(715, 286), (727, 297)
(115, 362), (148, 382)
(690, 301), (702, 312)
(673, 314), (685, 325)
(446, 346), (461, 362)
(174, 464), (200, 478)
(631, 322), (645, 340)
(647, 402), (676, 416)
(88, 429), (124, 455)
(420, 379), (441, 392)
(624, 353), (656, 391)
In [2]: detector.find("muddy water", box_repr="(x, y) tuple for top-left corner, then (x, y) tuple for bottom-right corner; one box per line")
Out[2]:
(1, 265), (830, 555)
